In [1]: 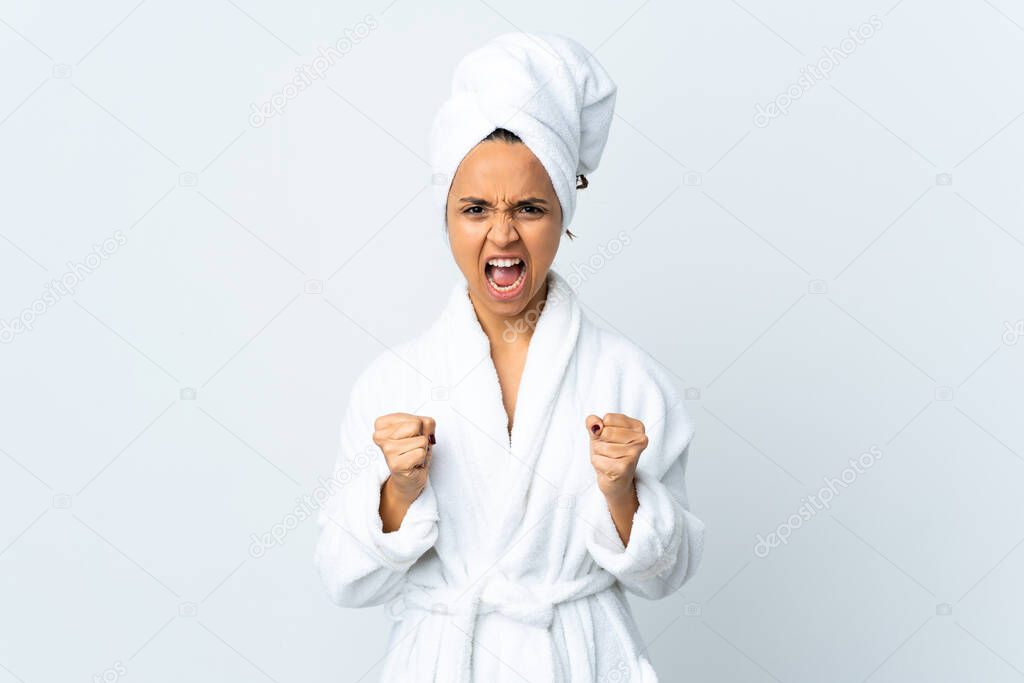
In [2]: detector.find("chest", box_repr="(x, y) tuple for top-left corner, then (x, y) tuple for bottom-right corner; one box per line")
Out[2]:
(490, 346), (528, 432)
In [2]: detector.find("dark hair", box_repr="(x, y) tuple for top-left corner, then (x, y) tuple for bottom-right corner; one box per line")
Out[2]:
(482, 127), (522, 144)
(481, 127), (581, 240)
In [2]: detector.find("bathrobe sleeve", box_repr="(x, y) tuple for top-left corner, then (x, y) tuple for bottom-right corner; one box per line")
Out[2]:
(581, 351), (705, 600)
(314, 357), (440, 608)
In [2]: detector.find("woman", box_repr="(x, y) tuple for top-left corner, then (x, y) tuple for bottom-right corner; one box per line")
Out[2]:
(315, 31), (705, 682)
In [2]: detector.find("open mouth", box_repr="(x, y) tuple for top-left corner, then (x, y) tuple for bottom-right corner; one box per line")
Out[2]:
(484, 257), (527, 299)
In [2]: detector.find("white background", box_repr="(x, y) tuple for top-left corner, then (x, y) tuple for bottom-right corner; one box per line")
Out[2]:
(1, 1), (1023, 681)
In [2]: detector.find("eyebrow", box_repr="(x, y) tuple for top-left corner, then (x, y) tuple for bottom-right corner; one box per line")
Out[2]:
(458, 196), (549, 207)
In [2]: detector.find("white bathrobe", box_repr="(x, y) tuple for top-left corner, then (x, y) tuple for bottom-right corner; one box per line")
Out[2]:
(315, 268), (705, 682)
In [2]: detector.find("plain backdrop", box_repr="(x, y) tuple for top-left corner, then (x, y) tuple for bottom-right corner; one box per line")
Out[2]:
(1, 1), (1023, 681)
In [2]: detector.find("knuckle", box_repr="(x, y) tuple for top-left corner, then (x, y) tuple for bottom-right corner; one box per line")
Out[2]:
(376, 413), (403, 429)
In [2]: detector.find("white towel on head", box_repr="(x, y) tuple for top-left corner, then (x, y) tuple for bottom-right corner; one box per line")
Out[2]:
(428, 31), (617, 231)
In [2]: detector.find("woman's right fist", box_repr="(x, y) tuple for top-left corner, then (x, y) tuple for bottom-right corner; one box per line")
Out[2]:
(372, 412), (436, 502)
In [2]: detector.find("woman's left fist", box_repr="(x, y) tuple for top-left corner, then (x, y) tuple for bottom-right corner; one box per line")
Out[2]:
(586, 413), (648, 500)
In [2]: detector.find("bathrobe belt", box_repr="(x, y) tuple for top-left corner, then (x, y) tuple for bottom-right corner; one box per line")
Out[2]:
(388, 569), (620, 681)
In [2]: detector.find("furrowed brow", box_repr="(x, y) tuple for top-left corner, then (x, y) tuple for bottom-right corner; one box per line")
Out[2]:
(512, 197), (549, 207)
(457, 196), (549, 207)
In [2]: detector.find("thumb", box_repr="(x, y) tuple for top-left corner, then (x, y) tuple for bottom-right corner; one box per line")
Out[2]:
(585, 414), (604, 440)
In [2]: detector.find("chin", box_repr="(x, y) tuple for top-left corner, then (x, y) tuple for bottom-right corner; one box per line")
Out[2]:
(472, 278), (537, 317)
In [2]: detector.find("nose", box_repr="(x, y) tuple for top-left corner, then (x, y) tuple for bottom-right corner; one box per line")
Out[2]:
(487, 213), (520, 246)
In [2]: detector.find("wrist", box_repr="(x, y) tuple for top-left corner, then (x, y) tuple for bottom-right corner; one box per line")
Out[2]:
(602, 477), (638, 506)
(383, 475), (420, 506)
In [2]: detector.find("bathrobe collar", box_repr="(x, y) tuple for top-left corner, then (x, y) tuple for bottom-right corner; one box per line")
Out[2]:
(442, 268), (582, 564)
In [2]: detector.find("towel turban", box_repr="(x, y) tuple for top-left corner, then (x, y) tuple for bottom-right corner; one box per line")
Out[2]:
(428, 31), (618, 232)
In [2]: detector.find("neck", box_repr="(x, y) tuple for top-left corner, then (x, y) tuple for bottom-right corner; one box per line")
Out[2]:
(470, 274), (550, 350)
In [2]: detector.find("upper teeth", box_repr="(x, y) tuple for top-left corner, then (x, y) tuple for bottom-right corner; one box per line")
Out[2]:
(488, 257), (522, 267)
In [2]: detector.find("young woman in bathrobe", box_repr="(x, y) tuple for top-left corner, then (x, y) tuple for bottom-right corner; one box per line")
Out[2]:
(315, 32), (705, 682)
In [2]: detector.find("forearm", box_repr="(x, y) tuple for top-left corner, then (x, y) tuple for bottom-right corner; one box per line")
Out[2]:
(604, 480), (639, 545)
(379, 477), (415, 532)
(317, 471), (440, 607)
(584, 467), (703, 599)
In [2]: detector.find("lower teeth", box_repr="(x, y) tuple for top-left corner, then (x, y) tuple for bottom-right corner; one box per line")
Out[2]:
(489, 268), (525, 292)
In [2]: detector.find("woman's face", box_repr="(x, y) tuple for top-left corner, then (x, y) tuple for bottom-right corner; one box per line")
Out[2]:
(446, 139), (563, 320)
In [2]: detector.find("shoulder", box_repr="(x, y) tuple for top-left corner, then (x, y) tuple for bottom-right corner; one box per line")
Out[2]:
(348, 318), (444, 406)
(577, 313), (694, 466)
(578, 313), (683, 405)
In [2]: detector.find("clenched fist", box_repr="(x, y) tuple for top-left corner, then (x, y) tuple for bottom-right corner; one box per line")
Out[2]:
(373, 413), (436, 531)
(586, 413), (648, 501)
